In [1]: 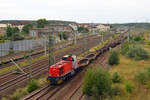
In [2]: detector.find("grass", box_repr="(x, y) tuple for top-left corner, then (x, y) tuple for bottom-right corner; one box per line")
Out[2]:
(3, 75), (48, 100)
(89, 40), (109, 52)
(110, 55), (150, 80)
(109, 51), (150, 100)
(78, 39), (109, 60)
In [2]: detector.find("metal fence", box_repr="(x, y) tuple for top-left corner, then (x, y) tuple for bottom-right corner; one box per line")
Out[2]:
(0, 38), (45, 56)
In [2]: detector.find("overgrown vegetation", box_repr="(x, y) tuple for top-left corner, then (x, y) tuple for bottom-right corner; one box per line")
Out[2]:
(108, 32), (150, 100)
(89, 40), (109, 52)
(27, 79), (40, 93)
(9, 88), (28, 100)
(121, 38), (149, 60)
(110, 85), (122, 96)
(83, 67), (112, 99)
(125, 81), (134, 93)
(134, 68), (150, 84)
(6, 26), (24, 41)
(126, 45), (148, 60)
(108, 50), (119, 65)
(112, 72), (121, 83)
(78, 26), (89, 33)
(134, 34), (144, 42)
(121, 41), (130, 55)
(22, 24), (33, 34)
(2, 76), (47, 100)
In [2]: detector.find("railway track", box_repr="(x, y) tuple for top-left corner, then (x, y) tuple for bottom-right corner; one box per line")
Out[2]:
(0, 34), (97, 69)
(0, 33), (112, 98)
(0, 42), (72, 68)
(0, 34), (101, 78)
(24, 52), (109, 100)
(20, 33), (127, 100)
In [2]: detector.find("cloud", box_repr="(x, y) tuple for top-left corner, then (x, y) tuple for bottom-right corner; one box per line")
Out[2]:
(0, 0), (150, 23)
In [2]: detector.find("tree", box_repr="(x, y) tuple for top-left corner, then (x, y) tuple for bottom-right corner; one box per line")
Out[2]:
(108, 50), (119, 65)
(78, 26), (89, 33)
(82, 67), (112, 99)
(6, 26), (22, 41)
(6, 26), (19, 40)
(37, 19), (49, 28)
(22, 24), (33, 34)
(6, 25), (13, 37)
(12, 27), (19, 33)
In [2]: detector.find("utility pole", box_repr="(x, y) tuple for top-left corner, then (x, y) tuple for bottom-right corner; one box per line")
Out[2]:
(10, 31), (14, 54)
(128, 32), (130, 42)
(0, 44), (2, 65)
(92, 23), (95, 34)
(61, 32), (63, 40)
(72, 31), (77, 44)
(149, 32), (150, 41)
(48, 32), (55, 67)
(83, 36), (87, 52)
(28, 50), (32, 79)
(101, 32), (104, 42)
(75, 31), (77, 44)
(45, 38), (47, 55)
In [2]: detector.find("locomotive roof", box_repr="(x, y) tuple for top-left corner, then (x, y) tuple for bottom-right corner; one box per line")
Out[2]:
(51, 60), (69, 68)
(63, 54), (75, 57)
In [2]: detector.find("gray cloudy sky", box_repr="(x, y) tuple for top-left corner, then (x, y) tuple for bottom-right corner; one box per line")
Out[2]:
(0, 0), (150, 23)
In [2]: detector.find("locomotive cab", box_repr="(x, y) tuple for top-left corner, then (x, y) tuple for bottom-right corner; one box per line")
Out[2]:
(47, 55), (78, 85)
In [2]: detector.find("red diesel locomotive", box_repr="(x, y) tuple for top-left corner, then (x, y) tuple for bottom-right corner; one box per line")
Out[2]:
(47, 55), (80, 85)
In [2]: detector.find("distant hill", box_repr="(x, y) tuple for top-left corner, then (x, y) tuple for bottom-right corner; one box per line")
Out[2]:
(0, 20), (77, 25)
(111, 23), (150, 29)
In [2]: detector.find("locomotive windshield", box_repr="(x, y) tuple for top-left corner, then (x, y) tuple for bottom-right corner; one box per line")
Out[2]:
(62, 55), (74, 61)
(62, 56), (68, 61)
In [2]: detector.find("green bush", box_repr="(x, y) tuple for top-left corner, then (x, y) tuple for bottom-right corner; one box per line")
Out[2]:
(108, 50), (119, 65)
(27, 79), (39, 93)
(112, 72), (121, 83)
(121, 41), (130, 55)
(9, 88), (28, 100)
(13, 33), (24, 41)
(146, 68), (150, 79)
(134, 35), (142, 41)
(134, 71), (148, 84)
(82, 67), (112, 98)
(126, 45), (148, 60)
(125, 81), (134, 93)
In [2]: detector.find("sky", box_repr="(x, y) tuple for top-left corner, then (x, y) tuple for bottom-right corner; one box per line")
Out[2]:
(0, 0), (150, 23)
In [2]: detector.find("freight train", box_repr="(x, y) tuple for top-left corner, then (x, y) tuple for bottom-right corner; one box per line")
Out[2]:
(47, 34), (127, 85)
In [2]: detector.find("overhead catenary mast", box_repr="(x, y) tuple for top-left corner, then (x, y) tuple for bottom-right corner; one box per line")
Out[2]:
(48, 32), (55, 67)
